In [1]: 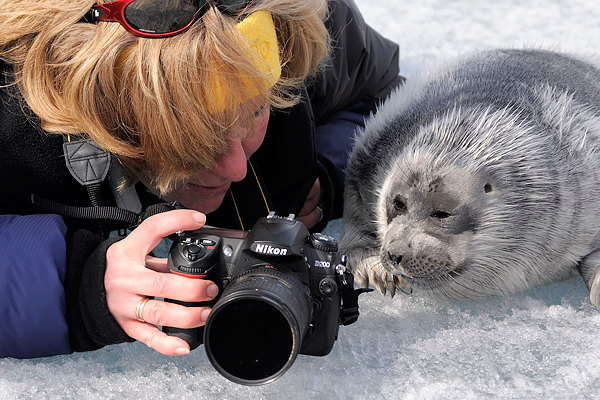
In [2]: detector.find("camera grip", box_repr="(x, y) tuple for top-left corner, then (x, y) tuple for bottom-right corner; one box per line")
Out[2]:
(162, 297), (218, 350)
(162, 300), (205, 350)
(163, 232), (223, 349)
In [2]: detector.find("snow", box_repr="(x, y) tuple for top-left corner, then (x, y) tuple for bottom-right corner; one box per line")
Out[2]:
(4, 1), (600, 398)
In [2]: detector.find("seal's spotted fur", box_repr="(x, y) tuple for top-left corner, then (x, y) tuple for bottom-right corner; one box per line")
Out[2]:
(340, 49), (600, 306)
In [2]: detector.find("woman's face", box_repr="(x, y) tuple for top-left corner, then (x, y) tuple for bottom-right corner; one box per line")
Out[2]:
(140, 98), (270, 213)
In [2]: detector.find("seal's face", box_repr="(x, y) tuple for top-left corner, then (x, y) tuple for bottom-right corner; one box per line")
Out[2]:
(377, 153), (490, 295)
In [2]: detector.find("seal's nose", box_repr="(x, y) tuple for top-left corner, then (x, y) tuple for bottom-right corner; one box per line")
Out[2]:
(387, 252), (403, 265)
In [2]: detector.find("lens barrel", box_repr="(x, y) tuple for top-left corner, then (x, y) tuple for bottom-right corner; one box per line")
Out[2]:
(204, 267), (313, 385)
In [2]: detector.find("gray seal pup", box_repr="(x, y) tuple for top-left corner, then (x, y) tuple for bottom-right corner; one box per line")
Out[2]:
(340, 48), (600, 307)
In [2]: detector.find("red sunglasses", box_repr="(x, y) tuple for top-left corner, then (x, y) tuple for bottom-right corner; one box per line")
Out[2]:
(81, 0), (255, 38)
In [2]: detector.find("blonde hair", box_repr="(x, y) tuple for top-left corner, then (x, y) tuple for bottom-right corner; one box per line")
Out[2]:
(0, 0), (330, 194)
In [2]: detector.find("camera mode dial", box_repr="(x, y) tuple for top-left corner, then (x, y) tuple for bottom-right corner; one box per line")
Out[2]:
(309, 233), (338, 252)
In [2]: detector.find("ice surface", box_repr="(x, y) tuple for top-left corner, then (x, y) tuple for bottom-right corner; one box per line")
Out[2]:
(2, 259), (600, 399)
(4, 1), (600, 398)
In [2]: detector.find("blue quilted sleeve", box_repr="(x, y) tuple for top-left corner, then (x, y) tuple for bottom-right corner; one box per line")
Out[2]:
(0, 214), (71, 358)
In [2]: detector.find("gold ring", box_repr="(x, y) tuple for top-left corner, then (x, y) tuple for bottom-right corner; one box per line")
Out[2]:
(316, 206), (324, 222)
(135, 296), (151, 322)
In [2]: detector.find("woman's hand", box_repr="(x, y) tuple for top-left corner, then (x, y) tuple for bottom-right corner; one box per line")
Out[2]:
(296, 178), (323, 229)
(104, 209), (218, 356)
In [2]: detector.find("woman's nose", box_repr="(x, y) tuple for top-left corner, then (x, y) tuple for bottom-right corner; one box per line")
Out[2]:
(211, 138), (248, 182)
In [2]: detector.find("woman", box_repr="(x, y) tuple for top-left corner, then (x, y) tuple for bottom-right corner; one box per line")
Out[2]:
(0, 0), (402, 358)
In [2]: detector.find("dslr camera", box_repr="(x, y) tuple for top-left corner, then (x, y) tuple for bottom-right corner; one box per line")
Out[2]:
(163, 212), (365, 385)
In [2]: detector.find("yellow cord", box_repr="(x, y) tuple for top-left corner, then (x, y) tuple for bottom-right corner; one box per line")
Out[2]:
(230, 188), (244, 230)
(249, 160), (271, 215)
(229, 159), (270, 230)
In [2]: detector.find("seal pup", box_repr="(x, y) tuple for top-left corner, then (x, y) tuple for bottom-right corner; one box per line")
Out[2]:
(340, 49), (600, 307)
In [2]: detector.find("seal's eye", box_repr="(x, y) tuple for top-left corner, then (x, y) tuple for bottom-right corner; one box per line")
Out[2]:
(484, 183), (493, 193)
(393, 196), (407, 212)
(388, 195), (408, 223)
(431, 211), (452, 219)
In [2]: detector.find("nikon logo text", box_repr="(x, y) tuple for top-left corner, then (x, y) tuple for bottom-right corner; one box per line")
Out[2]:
(253, 243), (288, 256)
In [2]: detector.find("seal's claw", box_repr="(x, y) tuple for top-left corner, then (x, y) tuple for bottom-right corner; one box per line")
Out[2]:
(388, 280), (396, 298)
(379, 283), (387, 296)
(365, 266), (396, 297)
(368, 267), (387, 295)
(589, 273), (600, 308)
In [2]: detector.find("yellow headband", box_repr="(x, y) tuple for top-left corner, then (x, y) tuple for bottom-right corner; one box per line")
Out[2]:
(208, 10), (281, 114)
(237, 10), (281, 88)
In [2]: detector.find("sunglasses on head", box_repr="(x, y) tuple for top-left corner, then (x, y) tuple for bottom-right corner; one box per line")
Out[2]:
(81, 0), (255, 38)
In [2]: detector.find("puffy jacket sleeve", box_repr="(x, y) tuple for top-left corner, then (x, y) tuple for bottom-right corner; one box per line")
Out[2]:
(0, 214), (71, 358)
(0, 214), (133, 358)
(315, 100), (375, 221)
(308, 0), (404, 223)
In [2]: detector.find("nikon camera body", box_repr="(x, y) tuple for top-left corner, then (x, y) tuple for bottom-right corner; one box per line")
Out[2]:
(163, 212), (362, 385)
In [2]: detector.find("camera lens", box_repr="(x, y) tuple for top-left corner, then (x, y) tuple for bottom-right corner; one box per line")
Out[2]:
(204, 267), (313, 385)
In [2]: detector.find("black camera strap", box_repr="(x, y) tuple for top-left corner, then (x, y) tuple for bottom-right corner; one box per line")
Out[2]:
(339, 270), (372, 326)
(30, 135), (184, 230)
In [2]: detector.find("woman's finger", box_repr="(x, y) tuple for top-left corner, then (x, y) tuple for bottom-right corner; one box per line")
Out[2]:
(145, 255), (168, 272)
(121, 318), (193, 356)
(122, 210), (206, 257)
(296, 205), (322, 229)
(130, 297), (211, 329)
(299, 179), (321, 216)
(106, 265), (219, 303)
